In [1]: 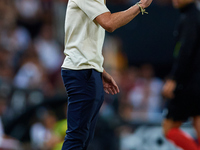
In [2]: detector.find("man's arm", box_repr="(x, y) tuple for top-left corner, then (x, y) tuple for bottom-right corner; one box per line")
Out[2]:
(95, 0), (152, 32)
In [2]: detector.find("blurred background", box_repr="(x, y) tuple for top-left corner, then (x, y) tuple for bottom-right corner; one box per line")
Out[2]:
(0, 0), (199, 150)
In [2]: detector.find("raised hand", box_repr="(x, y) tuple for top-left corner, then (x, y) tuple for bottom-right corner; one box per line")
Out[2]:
(139, 0), (153, 8)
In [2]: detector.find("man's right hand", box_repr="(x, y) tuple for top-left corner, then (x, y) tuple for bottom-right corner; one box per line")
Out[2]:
(139, 0), (152, 8)
(162, 79), (176, 99)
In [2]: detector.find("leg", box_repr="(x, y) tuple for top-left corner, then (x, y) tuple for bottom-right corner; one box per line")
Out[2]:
(82, 111), (99, 150)
(62, 98), (96, 150)
(163, 92), (200, 150)
(83, 70), (104, 150)
(162, 118), (182, 136)
(162, 118), (199, 150)
(193, 116), (200, 145)
(61, 69), (104, 150)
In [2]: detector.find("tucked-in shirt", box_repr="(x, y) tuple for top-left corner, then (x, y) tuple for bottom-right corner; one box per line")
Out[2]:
(61, 0), (110, 72)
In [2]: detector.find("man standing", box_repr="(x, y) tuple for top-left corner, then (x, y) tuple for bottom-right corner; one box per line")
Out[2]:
(61, 0), (152, 149)
(162, 0), (200, 149)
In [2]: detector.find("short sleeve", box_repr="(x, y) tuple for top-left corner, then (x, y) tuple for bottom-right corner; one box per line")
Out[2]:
(73, 0), (110, 20)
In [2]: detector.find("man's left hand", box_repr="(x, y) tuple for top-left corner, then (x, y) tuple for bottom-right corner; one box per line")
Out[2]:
(102, 70), (120, 95)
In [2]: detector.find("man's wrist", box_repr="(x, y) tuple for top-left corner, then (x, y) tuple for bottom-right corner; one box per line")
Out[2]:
(102, 69), (107, 76)
(138, 2), (145, 9)
(136, 2), (148, 15)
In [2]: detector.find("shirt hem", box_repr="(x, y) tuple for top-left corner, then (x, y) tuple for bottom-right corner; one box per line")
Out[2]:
(61, 66), (103, 73)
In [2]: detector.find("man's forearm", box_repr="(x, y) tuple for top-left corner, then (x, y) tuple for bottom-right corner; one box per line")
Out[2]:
(95, 4), (142, 32)
(106, 4), (141, 32)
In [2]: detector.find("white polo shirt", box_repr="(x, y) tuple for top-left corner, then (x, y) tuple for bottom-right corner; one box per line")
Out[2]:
(61, 0), (110, 72)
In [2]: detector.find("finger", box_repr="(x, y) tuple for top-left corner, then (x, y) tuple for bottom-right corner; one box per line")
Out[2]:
(104, 88), (109, 94)
(109, 81), (118, 94)
(111, 86), (116, 95)
(108, 87), (115, 95)
(110, 88), (115, 95)
(111, 86), (118, 95)
(112, 87), (117, 95)
(115, 84), (120, 93)
(111, 79), (120, 93)
(112, 83), (120, 94)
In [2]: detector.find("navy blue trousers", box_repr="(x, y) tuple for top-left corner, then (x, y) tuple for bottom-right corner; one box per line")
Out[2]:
(61, 69), (104, 150)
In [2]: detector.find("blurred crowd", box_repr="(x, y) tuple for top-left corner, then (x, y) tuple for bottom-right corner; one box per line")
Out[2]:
(0, 0), (187, 150)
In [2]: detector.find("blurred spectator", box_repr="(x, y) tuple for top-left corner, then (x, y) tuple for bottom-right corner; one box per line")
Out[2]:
(13, 43), (56, 97)
(15, 0), (43, 38)
(0, 1), (31, 73)
(41, 0), (52, 12)
(34, 24), (63, 77)
(128, 64), (163, 122)
(0, 0), (17, 29)
(30, 108), (64, 150)
(0, 95), (7, 139)
(0, 94), (21, 150)
(0, 24), (31, 54)
(119, 67), (138, 102)
(1, 24), (31, 73)
(13, 44), (46, 89)
(118, 102), (134, 123)
(0, 47), (14, 83)
(0, 0), (31, 56)
(162, 0), (200, 149)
